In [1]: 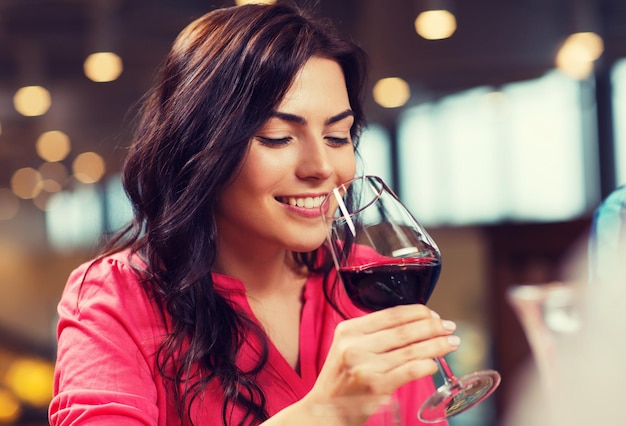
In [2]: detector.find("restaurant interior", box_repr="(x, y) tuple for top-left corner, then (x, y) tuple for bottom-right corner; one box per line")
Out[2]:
(1, 0), (625, 424)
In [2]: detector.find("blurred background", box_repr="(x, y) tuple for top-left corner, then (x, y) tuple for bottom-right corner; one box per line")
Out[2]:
(1, 0), (625, 424)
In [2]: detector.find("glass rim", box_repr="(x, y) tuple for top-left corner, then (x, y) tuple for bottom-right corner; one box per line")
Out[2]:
(320, 175), (391, 220)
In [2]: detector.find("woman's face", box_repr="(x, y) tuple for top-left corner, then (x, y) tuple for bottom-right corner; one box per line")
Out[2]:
(215, 56), (357, 255)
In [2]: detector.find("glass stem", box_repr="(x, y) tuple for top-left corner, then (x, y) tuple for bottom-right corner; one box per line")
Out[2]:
(435, 357), (456, 385)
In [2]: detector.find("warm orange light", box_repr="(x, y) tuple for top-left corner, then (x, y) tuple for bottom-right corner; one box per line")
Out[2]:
(555, 32), (604, 80)
(372, 77), (411, 108)
(415, 10), (457, 40)
(0, 389), (20, 423)
(4, 358), (54, 407)
(84, 52), (124, 82)
(33, 191), (54, 211)
(13, 85), (51, 116)
(36, 130), (71, 162)
(72, 152), (106, 183)
(10, 167), (42, 199)
(38, 162), (69, 189)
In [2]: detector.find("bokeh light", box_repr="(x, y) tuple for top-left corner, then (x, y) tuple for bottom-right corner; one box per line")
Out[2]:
(13, 85), (51, 117)
(83, 52), (124, 82)
(10, 168), (42, 199)
(72, 152), (106, 184)
(0, 389), (21, 423)
(4, 358), (54, 407)
(556, 32), (604, 80)
(373, 77), (411, 108)
(36, 130), (71, 162)
(415, 10), (457, 40)
(38, 162), (69, 190)
(33, 190), (54, 211)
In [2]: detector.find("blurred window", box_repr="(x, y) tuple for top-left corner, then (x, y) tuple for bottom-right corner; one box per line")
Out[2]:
(45, 175), (132, 251)
(104, 174), (133, 232)
(612, 58), (626, 186)
(357, 123), (392, 185)
(398, 70), (588, 225)
(46, 184), (103, 252)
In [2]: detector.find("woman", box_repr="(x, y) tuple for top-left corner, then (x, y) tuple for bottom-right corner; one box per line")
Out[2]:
(49, 3), (459, 425)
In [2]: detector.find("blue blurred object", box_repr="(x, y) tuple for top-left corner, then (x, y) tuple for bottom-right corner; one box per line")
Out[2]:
(589, 185), (626, 284)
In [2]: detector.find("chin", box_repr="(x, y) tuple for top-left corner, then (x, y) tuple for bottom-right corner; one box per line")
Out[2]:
(289, 233), (327, 253)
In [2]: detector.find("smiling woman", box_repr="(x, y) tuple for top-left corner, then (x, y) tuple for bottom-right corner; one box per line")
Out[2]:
(214, 58), (357, 258)
(49, 3), (459, 426)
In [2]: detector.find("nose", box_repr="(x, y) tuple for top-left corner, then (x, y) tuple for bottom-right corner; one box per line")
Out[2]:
(296, 137), (334, 180)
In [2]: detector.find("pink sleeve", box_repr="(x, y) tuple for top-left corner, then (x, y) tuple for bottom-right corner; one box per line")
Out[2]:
(49, 257), (167, 426)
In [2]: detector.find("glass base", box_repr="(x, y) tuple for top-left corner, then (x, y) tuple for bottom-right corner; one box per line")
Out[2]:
(418, 370), (501, 423)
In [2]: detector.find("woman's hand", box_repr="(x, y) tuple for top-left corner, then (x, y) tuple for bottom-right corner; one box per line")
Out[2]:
(302, 304), (459, 424)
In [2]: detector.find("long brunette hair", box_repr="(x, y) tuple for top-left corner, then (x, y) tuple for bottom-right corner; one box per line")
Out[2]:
(104, 3), (367, 424)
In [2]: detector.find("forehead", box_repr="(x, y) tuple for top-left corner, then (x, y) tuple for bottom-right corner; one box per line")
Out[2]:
(277, 57), (349, 111)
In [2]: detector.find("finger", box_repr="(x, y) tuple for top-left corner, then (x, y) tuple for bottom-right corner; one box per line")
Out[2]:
(376, 358), (441, 393)
(348, 304), (437, 334)
(357, 333), (460, 376)
(340, 332), (461, 383)
(338, 356), (442, 396)
(387, 334), (461, 368)
(372, 317), (458, 354)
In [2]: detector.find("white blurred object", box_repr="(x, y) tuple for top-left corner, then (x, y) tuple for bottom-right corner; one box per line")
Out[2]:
(506, 185), (626, 425)
(545, 273), (625, 426)
(506, 283), (583, 397)
(506, 279), (626, 426)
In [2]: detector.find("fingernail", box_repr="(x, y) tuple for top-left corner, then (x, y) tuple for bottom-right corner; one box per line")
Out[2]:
(442, 320), (456, 331)
(447, 335), (461, 346)
(430, 310), (440, 319)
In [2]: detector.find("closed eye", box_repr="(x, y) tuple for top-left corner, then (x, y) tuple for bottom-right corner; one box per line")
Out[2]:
(256, 136), (292, 146)
(326, 136), (351, 146)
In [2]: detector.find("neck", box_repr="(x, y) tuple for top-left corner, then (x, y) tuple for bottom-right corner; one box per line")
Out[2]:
(213, 240), (308, 296)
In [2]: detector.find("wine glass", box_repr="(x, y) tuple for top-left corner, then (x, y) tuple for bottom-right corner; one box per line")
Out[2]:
(320, 175), (501, 423)
(504, 281), (584, 426)
(506, 282), (582, 396)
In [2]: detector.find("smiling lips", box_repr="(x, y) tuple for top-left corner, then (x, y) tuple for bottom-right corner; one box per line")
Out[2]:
(277, 195), (325, 209)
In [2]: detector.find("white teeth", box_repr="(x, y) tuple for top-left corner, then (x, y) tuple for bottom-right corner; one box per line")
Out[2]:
(283, 196), (323, 209)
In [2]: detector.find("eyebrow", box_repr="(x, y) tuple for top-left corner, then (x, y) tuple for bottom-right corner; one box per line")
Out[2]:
(271, 109), (355, 126)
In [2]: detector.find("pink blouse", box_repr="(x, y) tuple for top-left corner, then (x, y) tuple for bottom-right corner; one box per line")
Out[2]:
(49, 251), (446, 425)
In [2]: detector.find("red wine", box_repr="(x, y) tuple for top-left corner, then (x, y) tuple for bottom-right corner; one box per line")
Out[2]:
(339, 258), (441, 312)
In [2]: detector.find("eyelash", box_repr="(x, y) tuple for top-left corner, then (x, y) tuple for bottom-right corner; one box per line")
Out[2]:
(257, 136), (291, 146)
(256, 136), (351, 147)
(326, 136), (350, 146)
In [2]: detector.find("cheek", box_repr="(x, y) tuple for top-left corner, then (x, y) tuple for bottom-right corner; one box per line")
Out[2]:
(334, 148), (357, 179)
(236, 148), (292, 188)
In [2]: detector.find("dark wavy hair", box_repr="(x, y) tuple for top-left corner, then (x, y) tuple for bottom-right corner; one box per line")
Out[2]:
(101, 2), (368, 425)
